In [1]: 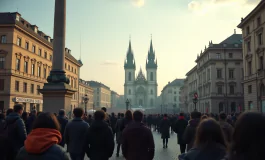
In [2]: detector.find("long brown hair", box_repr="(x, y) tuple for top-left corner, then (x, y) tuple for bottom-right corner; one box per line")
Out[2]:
(32, 112), (61, 131)
(125, 110), (133, 121)
(194, 118), (226, 149)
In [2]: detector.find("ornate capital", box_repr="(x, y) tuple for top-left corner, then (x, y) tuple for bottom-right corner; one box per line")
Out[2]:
(15, 52), (22, 59)
(47, 70), (69, 84)
(24, 56), (30, 62)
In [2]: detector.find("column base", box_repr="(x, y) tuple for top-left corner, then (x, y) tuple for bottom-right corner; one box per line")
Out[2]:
(39, 82), (75, 114)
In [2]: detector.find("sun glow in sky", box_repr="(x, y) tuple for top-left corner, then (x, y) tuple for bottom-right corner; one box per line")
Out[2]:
(0, 0), (260, 95)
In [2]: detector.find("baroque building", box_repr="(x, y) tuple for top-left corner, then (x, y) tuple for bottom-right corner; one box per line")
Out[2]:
(124, 39), (158, 108)
(238, 0), (265, 112)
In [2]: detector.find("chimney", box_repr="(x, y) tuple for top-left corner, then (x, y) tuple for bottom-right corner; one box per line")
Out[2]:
(68, 49), (71, 54)
(30, 25), (38, 33)
(65, 48), (69, 53)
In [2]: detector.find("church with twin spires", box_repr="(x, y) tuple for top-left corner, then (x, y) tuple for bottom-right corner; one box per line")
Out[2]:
(124, 39), (158, 108)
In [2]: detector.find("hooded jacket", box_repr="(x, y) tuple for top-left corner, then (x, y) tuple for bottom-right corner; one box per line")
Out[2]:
(15, 128), (70, 160)
(183, 118), (200, 151)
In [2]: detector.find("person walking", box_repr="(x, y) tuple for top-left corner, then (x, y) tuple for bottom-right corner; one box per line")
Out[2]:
(26, 109), (37, 134)
(57, 109), (68, 147)
(179, 118), (227, 160)
(173, 112), (188, 154)
(122, 110), (155, 160)
(224, 112), (265, 160)
(219, 112), (234, 144)
(115, 113), (124, 157)
(86, 110), (114, 160)
(5, 104), (27, 160)
(15, 112), (70, 160)
(183, 111), (201, 151)
(110, 112), (117, 138)
(64, 108), (90, 160)
(160, 114), (171, 148)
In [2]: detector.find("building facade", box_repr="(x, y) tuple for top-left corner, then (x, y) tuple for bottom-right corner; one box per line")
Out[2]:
(195, 33), (244, 113)
(124, 40), (158, 108)
(88, 81), (111, 109)
(79, 79), (94, 110)
(179, 78), (188, 113)
(161, 79), (184, 112)
(238, 0), (265, 112)
(0, 12), (82, 112)
(111, 91), (120, 108)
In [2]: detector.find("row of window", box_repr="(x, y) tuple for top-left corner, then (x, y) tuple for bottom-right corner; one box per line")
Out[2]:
(65, 63), (77, 74)
(216, 53), (234, 59)
(14, 80), (41, 95)
(245, 16), (262, 35)
(245, 33), (263, 52)
(128, 89), (154, 95)
(217, 85), (236, 95)
(13, 36), (53, 60)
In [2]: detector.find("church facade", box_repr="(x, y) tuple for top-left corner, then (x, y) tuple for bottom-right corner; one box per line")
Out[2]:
(124, 39), (158, 108)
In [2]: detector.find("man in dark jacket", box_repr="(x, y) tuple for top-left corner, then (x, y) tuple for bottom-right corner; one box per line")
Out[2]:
(174, 112), (188, 153)
(183, 111), (201, 151)
(110, 112), (117, 138)
(122, 110), (155, 160)
(57, 109), (68, 147)
(160, 114), (171, 148)
(6, 104), (27, 160)
(26, 109), (37, 134)
(219, 112), (234, 143)
(64, 108), (90, 160)
(115, 113), (124, 157)
(86, 110), (114, 160)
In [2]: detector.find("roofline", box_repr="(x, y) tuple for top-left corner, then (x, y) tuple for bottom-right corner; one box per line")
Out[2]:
(186, 65), (197, 76)
(238, 0), (265, 28)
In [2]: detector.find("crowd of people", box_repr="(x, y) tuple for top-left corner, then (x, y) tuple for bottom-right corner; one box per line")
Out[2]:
(0, 104), (265, 160)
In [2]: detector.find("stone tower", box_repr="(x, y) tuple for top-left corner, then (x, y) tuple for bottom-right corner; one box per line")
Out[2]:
(124, 40), (136, 105)
(146, 39), (158, 108)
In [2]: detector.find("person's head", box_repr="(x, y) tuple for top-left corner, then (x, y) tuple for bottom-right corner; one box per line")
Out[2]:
(179, 112), (184, 117)
(121, 113), (125, 118)
(118, 113), (121, 117)
(32, 112), (60, 131)
(14, 104), (24, 115)
(73, 108), (84, 118)
(111, 112), (115, 116)
(101, 107), (107, 112)
(94, 110), (105, 121)
(219, 112), (227, 121)
(88, 114), (92, 118)
(133, 110), (143, 122)
(201, 114), (208, 120)
(6, 108), (14, 116)
(230, 112), (265, 160)
(164, 114), (168, 117)
(58, 109), (65, 116)
(125, 110), (133, 120)
(54, 113), (57, 116)
(37, 111), (42, 116)
(31, 109), (37, 116)
(191, 111), (201, 119)
(22, 112), (28, 121)
(194, 118), (226, 149)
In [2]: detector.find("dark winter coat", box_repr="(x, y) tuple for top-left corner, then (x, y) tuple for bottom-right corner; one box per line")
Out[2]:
(122, 122), (155, 160)
(26, 115), (36, 134)
(86, 120), (114, 160)
(110, 116), (117, 132)
(64, 118), (90, 154)
(57, 116), (68, 147)
(183, 118), (200, 151)
(179, 143), (226, 160)
(160, 118), (171, 139)
(6, 113), (27, 152)
(16, 144), (69, 160)
(174, 117), (188, 144)
(115, 118), (123, 144)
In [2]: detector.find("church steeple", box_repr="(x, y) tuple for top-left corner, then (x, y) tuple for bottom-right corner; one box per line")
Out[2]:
(146, 37), (157, 69)
(124, 39), (136, 69)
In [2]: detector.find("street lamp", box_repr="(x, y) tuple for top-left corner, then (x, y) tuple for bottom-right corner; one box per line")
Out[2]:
(193, 92), (198, 111)
(83, 94), (89, 114)
(126, 99), (130, 111)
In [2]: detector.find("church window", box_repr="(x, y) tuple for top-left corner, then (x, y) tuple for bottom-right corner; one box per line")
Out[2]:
(129, 72), (132, 81)
(151, 89), (153, 95)
(128, 89), (131, 95)
(150, 72), (154, 81)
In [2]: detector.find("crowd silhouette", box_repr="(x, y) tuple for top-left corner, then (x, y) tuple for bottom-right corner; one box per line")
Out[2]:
(0, 104), (265, 160)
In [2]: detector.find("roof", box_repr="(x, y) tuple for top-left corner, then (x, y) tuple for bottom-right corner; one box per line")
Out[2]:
(0, 12), (80, 65)
(135, 68), (147, 84)
(87, 81), (110, 90)
(238, 0), (265, 28)
(186, 66), (197, 76)
(161, 78), (184, 92)
(220, 34), (243, 44)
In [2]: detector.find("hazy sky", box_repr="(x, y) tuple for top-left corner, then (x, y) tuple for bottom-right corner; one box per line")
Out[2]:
(0, 0), (260, 95)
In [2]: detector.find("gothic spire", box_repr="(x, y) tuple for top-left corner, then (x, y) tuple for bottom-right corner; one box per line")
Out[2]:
(146, 36), (157, 69)
(124, 38), (136, 69)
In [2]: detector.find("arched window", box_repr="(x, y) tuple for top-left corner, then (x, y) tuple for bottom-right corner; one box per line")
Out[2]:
(129, 72), (131, 81)
(150, 89), (153, 95)
(150, 99), (154, 106)
(219, 102), (224, 112)
(150, 72), (153, 81)
(128, 89), (131, 95)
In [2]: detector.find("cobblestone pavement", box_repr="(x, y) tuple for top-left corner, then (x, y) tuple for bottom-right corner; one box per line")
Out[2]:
(84, 129), (181, 160)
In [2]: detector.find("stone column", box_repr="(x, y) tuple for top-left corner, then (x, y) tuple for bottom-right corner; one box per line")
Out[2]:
(39, 0), (75, 114)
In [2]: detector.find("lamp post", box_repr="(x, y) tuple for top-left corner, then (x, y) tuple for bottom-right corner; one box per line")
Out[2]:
(83, 94), (89, 114)
(126, 99), (130, 111)
(93, 102), (95, 114)
(193, 92), (198, 111)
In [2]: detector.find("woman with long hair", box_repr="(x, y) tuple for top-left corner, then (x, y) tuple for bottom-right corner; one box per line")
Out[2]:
(179, 118), (227, 160)
(16, 112), (70, 160)
(224, 112), (265, 160)
(120, 110), (133, 131)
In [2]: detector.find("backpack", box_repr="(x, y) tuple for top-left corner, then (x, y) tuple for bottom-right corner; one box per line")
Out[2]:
(0, 118), (19, 149)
